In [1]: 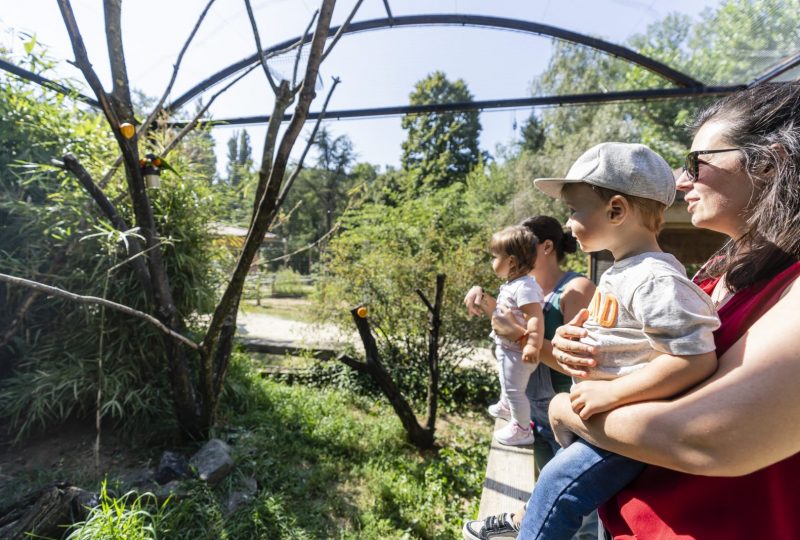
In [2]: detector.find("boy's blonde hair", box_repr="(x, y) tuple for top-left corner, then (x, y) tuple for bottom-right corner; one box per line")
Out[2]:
(490, 225), (538, 277)
(565, 184), (667, 233)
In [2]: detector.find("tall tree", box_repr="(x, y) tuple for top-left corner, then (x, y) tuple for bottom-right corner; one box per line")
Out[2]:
(400, 71), (482, 190)
(225, 130), (253, 187)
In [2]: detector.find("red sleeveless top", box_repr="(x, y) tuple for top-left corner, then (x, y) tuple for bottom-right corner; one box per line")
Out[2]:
(600, 261), (800, 540)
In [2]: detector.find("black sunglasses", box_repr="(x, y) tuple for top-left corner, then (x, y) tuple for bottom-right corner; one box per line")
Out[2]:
(683, 148), (741, 181)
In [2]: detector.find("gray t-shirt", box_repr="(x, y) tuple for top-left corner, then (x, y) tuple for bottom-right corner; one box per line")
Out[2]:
(491, 275), (544, 352)
(582, 252), (720, 380)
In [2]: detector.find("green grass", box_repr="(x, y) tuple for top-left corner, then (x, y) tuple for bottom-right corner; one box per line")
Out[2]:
(31, 355), (491, 539)
(239, 298), (315, 323)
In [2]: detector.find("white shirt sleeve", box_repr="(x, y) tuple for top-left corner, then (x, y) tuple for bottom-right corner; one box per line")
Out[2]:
(516, 277), (544, 307)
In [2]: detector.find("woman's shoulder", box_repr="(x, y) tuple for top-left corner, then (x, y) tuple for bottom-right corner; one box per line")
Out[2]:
(562, 273), (594, 294)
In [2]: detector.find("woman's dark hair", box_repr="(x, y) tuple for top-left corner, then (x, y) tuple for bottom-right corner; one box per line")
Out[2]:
(518, 215), (577, 263)
(692, 81), (800, 291)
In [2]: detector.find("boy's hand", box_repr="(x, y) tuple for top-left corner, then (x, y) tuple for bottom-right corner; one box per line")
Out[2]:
(569, 380), (618, 419)
(522, 343), (539, 364)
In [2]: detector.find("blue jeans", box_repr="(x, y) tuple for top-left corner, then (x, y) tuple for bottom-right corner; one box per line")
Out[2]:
(518, 439), (644, 540)
(528, 397), (599, 540)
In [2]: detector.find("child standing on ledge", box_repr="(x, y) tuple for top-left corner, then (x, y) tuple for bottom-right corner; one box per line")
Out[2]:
(474, 225), (544, 446)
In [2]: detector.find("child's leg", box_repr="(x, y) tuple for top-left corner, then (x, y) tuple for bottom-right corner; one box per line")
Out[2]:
(494, 346), (508, 404)
(517, 439), (645, 540)
(498, 347), (537, 425)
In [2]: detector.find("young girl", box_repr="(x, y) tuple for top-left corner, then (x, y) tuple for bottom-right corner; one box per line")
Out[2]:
(475, 225), (544, 446)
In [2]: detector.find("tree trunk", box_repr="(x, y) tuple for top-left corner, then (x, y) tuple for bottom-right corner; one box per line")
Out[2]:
(348, 307), (434, 449)
(420, 274), (444, 433)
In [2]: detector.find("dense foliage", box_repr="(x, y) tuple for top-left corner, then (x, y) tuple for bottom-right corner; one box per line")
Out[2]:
(0, 45), (220, 437)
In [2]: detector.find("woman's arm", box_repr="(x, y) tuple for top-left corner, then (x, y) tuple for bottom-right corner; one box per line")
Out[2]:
(550, 278), (800, 477)
(539, 277), (595, 374)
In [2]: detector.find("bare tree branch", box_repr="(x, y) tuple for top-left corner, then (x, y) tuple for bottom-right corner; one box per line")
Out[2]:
(337, 352), (368, 374)
(292, 9), (318, 89)
(276, 76), (341, 209)
(321, 0), (364, 63)
(57, 0), (121, 130)
(104, 63), (258, 212)
(415, 289), (434, 314)
(203, 0), (336, 357)
(161, 65), (259, 159)
(0, 273), (199, 350)
(268, 222), (340, 263)
(57, 154), (153, 297)
(103, 0), (134, 121)
(252, 81), (292, 221)
(243, 0), (279, 93)
(138, 0), (217, 138)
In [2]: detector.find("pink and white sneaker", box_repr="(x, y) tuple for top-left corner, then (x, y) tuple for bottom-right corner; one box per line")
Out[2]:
(487, 400), (511, 421)
(494, 421), (535, 446)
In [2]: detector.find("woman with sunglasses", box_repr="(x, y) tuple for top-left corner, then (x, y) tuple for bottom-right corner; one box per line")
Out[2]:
(547, 81), (800, 538)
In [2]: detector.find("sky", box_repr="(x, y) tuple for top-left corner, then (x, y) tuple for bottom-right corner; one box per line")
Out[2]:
(1, 0), (722, 176)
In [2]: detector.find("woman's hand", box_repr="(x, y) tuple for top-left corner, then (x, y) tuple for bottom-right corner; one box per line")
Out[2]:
(463, 286), (485, 317)
(491, 304), (525, 339)
(552, 309), (597, 378)
(548, 393), (579, 448)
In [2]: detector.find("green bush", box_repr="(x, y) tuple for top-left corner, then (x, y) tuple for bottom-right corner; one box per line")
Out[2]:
(270, 268), (312, 298)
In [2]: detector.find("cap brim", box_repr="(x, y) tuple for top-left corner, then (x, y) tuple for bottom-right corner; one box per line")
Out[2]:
(533, 177), (585, 199)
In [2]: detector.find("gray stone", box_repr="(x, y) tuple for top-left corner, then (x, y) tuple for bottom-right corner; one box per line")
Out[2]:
(224, 476), (258, 516)
(189, 439), (234, 486)
(155, 451), (192, 485)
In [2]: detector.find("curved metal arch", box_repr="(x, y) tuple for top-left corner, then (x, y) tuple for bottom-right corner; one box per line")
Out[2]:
(167, 14), (703, 112)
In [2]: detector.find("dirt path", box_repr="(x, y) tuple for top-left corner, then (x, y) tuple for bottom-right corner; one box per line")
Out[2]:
(236, 310), (359, 349)
(236, 300), (494, 368)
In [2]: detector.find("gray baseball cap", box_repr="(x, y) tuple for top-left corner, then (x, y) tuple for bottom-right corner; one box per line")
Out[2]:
(534, 142), (676, 206)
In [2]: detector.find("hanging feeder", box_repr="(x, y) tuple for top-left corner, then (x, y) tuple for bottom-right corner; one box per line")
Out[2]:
(141, 154), (161, 189)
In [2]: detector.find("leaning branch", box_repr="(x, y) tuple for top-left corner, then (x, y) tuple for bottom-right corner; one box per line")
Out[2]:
(57, 154), (153, 296)
(292, 9), (318, 89)
(243, 0), (279, 93)
(0, 273), (200, 351)
(161, 65), (260, 159)
(275, 76), (341, 209)
(57, 0), (120, 129)
(138, 0), (217, 138)
(321, 0), (364, 63)
(267, 222), (340, 263)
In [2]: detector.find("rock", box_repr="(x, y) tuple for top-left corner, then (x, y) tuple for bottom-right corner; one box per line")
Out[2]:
(224, 476), (258, 516)
(153, 480), (189, 502)
(155, 451), (192, 485)
(116, 468), (155, 491)
(189, 439), (234, 486)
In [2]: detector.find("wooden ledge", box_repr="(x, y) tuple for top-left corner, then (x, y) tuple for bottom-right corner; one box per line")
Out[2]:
(477, 418), (535, 519)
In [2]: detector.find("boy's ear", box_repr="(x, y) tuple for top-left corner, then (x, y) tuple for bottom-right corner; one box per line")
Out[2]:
(607, 195), (629, 224)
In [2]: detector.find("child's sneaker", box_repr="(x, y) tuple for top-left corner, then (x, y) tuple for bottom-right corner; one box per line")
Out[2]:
(494, 421), (535, 446)
(487, 400), (511, 420)
(462, 512), (519, 539)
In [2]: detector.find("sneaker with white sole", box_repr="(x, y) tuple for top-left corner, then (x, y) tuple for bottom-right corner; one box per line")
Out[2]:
(462, 512), (519, 539)
(494, 421), (535, 446)
(487, 400), (511, 420)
